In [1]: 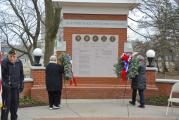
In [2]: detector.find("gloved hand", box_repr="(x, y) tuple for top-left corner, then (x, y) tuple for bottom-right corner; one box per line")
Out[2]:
(19, 83), (24, 93)
(2, 81), (10, 89)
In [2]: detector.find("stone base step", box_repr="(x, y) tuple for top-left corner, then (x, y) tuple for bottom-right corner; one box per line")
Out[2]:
(31, 84), (159, 102)
(62, 84), (159, 99)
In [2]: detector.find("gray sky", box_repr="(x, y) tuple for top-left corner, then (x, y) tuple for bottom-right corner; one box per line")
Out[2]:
(128, 10), (149, 42)
(174, 0), (179, 5)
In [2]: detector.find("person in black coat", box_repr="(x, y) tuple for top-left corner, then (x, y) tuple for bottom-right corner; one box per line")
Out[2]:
(45, 55), (64, 109)
(129, 55), (146, 108)
(1, 49), (24, 120)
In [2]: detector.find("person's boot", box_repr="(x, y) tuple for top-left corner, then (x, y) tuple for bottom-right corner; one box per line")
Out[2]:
(138, 105), (145, 108)
(129, 101), (135, 105)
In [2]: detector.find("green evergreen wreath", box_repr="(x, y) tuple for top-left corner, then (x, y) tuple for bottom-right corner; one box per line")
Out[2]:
(114, 57), (139, 80)
(59, 53), (73, 80)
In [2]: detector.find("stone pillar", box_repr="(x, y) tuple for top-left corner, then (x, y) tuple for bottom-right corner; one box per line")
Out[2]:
(31, 66), (45, 86)
(145, 67), (159, 97)
(146, 67), (157, 86)
(30, 66), (48, 102)
(20, 78), (33, 97)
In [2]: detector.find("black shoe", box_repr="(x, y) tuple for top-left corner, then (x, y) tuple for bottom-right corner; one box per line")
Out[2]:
(49, 105), (53, 110)
(129, 101), (135, 105)
(53, 105), (60, 109)
(138, 105), (145, 108)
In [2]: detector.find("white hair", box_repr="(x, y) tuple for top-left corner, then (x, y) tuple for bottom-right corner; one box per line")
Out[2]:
(49, 55), (57, 63)
(136, 55), (145, 63)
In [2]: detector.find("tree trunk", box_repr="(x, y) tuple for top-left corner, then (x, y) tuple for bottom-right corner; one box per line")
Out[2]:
(44, 32), (55, 65)
(27, 53), (34, 65)
(44, 0), (61, 66)
(174, 55), (179, 74)
(155, 57), (160, 72)
(161, 56), (168, 73)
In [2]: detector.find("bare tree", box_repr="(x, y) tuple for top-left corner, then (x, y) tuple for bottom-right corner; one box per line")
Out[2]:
(0, 0), (62, 66)
(130, 0), (179, 73)
(0, 0), (42, 65)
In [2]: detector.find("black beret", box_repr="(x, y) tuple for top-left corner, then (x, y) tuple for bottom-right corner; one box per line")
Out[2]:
(8, 49), (16, 55)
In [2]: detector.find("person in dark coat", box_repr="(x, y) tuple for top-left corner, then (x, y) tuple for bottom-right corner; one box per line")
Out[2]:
(129, 55), (146, 108)
(1, 49), (24, 120)
(45, 55), (64, 109)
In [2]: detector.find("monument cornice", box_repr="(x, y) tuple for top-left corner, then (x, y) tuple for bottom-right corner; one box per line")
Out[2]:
(52, 0), (139, 10)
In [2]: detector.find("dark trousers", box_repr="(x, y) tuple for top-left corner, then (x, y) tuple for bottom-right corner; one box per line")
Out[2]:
(1, 87), (19, 120)
(48, 90), (61, 107)
(132, 88), (145, 106)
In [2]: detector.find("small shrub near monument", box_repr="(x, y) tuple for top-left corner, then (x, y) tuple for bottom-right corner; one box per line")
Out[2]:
(144, 96), (168, 106)
(19, 97), (46, 107)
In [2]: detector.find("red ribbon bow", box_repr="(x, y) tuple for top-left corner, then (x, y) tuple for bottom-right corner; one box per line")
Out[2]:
(120, 53), (130, 83)
(70, 76), (77, 86)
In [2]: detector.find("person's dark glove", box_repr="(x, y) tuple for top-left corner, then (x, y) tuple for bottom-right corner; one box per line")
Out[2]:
(2, 81), (9, 90)
(19, 83), (24, 93)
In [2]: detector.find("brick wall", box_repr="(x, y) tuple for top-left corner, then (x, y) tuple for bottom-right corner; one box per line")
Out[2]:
(30, 67), (47, 102)
(156, 83), (173, 97)
(29, 67), (161, 102)
(64, 14), (127, 57)
(23, 81), (33, 97)
(146, 70), (156, 85)
(25, 14), (175, 102)
(20, 80), (33, 97)
(63, 13), (127, 86)
(28, 82), (176, 102)
(63, 14), (127, 20)
(27, 67), (179, 103)
(31, 68), (45, 85)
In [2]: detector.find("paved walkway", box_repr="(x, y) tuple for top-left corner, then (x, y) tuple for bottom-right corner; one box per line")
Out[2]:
(4, 99), (179, 120)
(34, 118), (175, 120)
(35, 118), (176, 120)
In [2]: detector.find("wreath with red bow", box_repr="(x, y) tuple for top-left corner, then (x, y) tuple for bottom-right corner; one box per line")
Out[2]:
(59, 53), (77, 86)
(114, 53), (139, 81)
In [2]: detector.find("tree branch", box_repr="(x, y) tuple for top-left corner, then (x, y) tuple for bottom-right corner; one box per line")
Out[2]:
(8, 0), (34, 39)
(128, 25), (151, 39)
